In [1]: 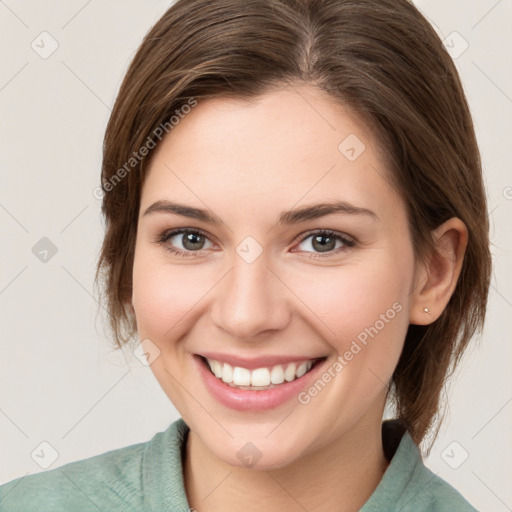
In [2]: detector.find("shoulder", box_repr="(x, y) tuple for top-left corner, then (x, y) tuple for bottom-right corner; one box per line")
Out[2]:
(389, 433), (479, 512)
(0, 439), (147, 512)
(404, 447), (478, 511)
(362, 421), (479, 512)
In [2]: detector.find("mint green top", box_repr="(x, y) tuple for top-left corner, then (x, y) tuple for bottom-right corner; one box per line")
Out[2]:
(0, 418), (478, 511)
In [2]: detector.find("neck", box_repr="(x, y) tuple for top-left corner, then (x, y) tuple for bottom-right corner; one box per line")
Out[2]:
(184, 410), (389, 512)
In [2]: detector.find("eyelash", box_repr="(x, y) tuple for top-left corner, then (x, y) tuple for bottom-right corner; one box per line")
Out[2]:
(154, 228), (357, 259)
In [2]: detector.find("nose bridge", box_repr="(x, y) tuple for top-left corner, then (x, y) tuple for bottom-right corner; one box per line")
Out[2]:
(211, 248), (289, 339)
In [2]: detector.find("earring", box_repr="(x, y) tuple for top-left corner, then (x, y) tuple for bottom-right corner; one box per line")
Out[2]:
(423, 307), (431, 314)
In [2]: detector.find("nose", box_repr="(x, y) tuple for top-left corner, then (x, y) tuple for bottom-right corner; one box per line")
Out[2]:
(210, 250), (291, 341)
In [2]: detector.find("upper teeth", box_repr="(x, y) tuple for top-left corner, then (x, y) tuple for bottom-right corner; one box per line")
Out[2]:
(206, 358), (314, 387)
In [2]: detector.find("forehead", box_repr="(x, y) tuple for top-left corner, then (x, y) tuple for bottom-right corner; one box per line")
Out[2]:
(142, 85), (401, 225)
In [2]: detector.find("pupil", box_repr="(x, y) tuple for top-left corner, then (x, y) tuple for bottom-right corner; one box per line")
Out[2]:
(313, 234), (334, 252)
(183, 233), (203, 250)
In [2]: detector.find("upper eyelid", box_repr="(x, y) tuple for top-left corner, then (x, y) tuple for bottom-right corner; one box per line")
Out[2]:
(161, 227), (215, 244)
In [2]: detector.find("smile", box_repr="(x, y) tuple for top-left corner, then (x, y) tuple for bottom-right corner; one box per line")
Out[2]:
(194, 352), (329, 411)
(205, 357), (319, 390)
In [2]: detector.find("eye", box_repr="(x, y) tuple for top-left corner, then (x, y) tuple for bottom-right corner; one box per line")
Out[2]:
(154, 228), (356, 259)
(293, 229), (356, 257)
(155, 228), (214, 257)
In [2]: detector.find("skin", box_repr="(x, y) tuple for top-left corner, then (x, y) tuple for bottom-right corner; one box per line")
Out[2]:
(131, 83), (467, 512)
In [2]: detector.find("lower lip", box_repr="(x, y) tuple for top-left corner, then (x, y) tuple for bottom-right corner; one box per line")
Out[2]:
(194, 354), (327, 411)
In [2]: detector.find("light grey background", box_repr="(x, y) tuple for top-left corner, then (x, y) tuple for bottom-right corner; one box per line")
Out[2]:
(0, 1), (510, 510)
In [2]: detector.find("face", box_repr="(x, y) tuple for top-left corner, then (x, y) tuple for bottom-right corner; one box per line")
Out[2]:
(132, 84), (416, 469)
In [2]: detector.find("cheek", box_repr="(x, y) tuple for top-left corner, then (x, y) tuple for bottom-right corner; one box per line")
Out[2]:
(131, 249), (217, 408)
(288, 247), (413, 370)
(299, 259), (409, 321)
(131, 249), (214, 339)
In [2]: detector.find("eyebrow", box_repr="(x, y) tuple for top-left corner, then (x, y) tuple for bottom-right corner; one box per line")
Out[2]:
(143, 199), (378, 225)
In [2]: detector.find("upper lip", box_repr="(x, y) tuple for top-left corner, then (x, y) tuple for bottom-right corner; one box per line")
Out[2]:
(196, 351), (326, 370)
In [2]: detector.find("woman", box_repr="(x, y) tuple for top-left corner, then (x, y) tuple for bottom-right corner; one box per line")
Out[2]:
(0, 0), (491, 510)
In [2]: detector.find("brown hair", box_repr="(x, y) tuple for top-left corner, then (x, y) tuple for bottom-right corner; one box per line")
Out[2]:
(96, 0), (491, 446)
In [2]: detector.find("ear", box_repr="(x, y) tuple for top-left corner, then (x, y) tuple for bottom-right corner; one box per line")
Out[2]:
(409, 217), (468, 325)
